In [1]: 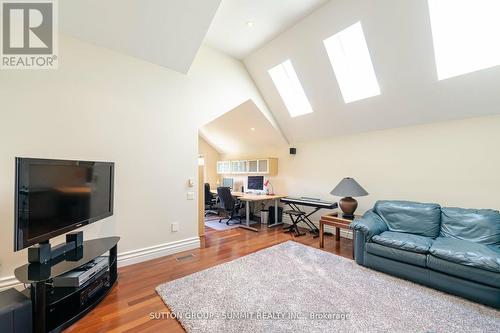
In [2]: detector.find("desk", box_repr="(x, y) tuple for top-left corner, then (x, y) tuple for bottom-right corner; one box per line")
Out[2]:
(238, 194), (286, 231)
(209, 190), (285, 232)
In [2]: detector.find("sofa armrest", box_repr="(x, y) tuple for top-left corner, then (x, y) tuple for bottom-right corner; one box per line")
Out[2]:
(350, 209), (388, 242)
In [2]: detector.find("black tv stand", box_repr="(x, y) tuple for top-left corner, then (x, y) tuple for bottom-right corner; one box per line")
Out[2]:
(15, 237), (120, 333)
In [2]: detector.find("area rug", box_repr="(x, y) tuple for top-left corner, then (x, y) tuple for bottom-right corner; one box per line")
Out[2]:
(204, 219), (240, 231)
(156, 241), (500, 333)
(204, 215), (257, 231)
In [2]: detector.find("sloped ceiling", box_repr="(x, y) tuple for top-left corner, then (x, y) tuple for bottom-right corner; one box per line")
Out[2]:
(199, 100), (288, 157)
(244, 0), (500, 143)
(60, 0), (221, 73)
(204, 0), (327, 59)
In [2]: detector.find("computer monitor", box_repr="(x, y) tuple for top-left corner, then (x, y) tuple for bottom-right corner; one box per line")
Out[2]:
(247, 176), (264, 191)
(222, 177), (234, 189)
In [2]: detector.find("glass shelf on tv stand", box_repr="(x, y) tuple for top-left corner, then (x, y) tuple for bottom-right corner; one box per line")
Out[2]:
(14, 236), (120, 284)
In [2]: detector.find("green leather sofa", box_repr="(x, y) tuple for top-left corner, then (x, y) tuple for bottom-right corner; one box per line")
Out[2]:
(350, 200), (500, 308)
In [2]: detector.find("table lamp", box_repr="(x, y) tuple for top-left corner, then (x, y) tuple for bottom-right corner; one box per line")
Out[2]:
(330, 177), (368, 219)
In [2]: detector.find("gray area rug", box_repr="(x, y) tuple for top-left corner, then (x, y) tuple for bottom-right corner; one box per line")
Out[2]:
(205, 216), (257, 231)
(204, 219), (240, 231)
(156, 241), (500, 333)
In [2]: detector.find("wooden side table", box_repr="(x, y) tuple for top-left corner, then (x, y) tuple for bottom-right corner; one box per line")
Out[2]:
(319, 213), (361, 256)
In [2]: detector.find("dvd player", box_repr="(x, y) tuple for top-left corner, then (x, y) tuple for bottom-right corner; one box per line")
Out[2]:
(53, 257), (108, 287)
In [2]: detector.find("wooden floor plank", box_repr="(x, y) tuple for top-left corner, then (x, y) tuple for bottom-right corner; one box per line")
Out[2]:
(65, 224), (353, 332)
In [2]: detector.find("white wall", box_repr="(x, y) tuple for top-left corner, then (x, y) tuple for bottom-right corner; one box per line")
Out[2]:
(0, 35), (266, 283)
(217, 115), (500, 230)
(198, 136), (221, 189)
(269, 115), (500, 222)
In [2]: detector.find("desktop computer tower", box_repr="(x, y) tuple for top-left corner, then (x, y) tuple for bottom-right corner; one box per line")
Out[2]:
(268, 206), (283, 224)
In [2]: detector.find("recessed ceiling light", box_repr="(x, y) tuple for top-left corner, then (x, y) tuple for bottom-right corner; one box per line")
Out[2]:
(250, 127), (256, 131)
(246, 21), (254, 28)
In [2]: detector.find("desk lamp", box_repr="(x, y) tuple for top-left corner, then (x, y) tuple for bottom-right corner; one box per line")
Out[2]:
(264, 179), (274, 195)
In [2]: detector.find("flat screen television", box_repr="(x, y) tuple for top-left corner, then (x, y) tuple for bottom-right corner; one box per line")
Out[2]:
(14, 158), (114, 251)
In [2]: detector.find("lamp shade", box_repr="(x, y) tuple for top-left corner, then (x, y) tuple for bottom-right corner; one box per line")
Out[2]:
(330, 177), (368, 197)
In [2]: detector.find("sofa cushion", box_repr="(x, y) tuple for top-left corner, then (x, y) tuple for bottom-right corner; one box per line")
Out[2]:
(429, 237), (500, 273)
(366, 243), (427, 267)
(440, 207), (500, 246)
(373, 200), (441, 238)
(372, 231), (433, 254)
(427, 255), (500, 289)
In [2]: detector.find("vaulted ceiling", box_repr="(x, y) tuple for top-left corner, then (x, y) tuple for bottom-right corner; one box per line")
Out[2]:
(60, 0), (221, 73)
(59, 0), (326, 74)
(204, 0), (328, 59)
(60, 0), (500, 146)
(243, 0), (500, 143)
(200, 100), (288, 157)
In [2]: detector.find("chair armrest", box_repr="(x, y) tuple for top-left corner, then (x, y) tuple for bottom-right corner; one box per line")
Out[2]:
(350, 209), (388, 242)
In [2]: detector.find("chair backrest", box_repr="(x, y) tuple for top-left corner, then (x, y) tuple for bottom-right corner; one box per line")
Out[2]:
(204, 183), (212, 205)
(217, 187), (235, 211)
(373, 200), (441, 238)
(440, 207), (500, 246)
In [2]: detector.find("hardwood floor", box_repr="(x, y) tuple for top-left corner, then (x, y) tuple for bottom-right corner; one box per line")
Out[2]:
(65, 224), (353, 333)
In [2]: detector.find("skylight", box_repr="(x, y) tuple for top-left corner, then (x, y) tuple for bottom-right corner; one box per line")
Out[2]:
(323, 22), (380, 104)
(428, 0), (500, 80)
(268, 60), (313, 117)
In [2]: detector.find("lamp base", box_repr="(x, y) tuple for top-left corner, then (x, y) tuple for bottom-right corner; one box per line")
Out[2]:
(339, 197), (358, 218)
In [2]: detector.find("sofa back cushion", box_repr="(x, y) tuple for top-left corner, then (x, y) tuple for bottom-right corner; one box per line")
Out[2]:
(440, 207), (500, 246)
(374, 200), (441, 238)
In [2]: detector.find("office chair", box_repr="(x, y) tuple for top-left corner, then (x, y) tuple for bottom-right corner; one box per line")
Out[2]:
(217, 187), (243, 225)
(204, 183), (218, 216)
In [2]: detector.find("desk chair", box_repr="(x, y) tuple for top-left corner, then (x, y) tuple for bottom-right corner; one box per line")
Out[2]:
(217, 187), (243, 225)
(204, 183), (218, 216)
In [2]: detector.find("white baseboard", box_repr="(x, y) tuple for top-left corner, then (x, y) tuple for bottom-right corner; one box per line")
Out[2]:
(0, 276), (23, 291)
(117, 236), (200, 267)
(0, 236), (201, 291)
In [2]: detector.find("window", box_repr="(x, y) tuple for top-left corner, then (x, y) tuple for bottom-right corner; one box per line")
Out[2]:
(268, 60), (313, 117)
(323, 22), (380, 103)
(428, 0), (500, 80)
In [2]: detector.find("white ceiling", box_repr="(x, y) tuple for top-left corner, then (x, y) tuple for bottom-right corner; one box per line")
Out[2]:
(204, 0), (328, 59)
(200, 100), (288, 156)
(244, 0), (500, 143)
(60, 0), (221, 73)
